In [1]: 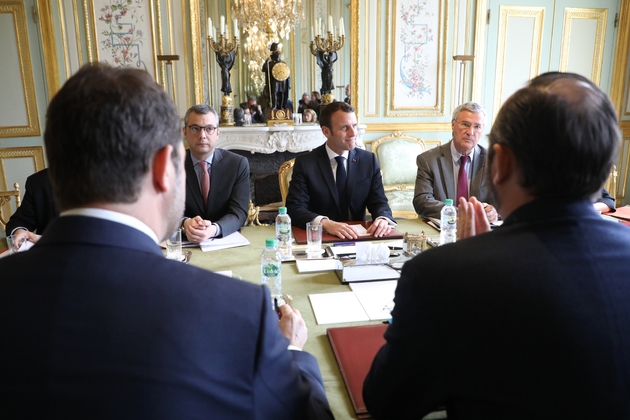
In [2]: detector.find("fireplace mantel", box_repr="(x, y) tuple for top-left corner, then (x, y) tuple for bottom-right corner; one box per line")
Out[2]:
(217, 123), (366, 154)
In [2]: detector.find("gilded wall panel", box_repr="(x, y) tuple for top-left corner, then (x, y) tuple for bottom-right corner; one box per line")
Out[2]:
(385, 0), (448, 116)
(362, 0), (380, 117)
(0, 2), (40, 138)
(559, 8), (607, 85)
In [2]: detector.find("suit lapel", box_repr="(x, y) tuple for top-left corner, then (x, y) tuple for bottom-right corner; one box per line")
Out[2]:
(470, 146), (486, 196)
(185, 150), (205, 213)
(316, 146), (339, 207)
(206, 149), (224, 216)
(346, 149), (358, 209)
(438, 142), (456, 200)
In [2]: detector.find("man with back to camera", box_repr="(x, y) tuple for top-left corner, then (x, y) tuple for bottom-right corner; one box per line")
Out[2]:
(286, 101), (394, 239)
(0, 63), (333, 419)
(363, 72), (630, 419)
(413, 101), (498, 222)
(182, 104), (250, 242)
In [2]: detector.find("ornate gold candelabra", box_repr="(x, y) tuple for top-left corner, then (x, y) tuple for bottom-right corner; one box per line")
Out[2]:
(208, 33), (239, 126)
(310, 31), (345, 106)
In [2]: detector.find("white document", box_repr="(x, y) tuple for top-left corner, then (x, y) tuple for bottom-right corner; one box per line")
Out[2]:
(337, 264), (400, 283)
(296, 258), (342, 273)
(309, 292), (370, 324)
(200, 231), (250, 252)
(351, 224), (371, 236)
(350, 280), (397, 321)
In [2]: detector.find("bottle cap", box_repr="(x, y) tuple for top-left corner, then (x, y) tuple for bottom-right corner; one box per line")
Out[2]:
(266, 238), (277, 247)
(278, 207), (287, 214)
(445, 199), (453, 206)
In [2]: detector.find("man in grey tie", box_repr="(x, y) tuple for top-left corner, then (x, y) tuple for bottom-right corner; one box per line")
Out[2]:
(286, 102), (394, 239)
(182, 104), (250, 242)
(413, 101), (498, 221)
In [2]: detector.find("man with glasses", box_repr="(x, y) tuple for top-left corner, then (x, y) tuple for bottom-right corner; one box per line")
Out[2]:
(413, 101), (498, 222)
(182, 104), (249, 242)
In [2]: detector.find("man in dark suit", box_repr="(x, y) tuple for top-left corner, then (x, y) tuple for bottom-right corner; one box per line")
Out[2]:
(0, 63), (332, 419)
(413, 101), (498, 222)
(364, 72), (630, 418)
(182, 104), (249, 242)
(286, 101), (394, 238)
(5, 168), (59, 245)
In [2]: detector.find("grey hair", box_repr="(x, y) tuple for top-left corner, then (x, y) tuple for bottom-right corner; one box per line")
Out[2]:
(184, 104), (219, 126)
(452, 101), (487, 123)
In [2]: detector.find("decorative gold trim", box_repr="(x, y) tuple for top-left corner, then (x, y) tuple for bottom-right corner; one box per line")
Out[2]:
(0, 2), (40, 138)
(611, 0), (630, 117)
(617, 121), (630, 203)
(181, 0), (192, 109)
(471, 0), (487, 103)
(58, 0), (71, 79)
(385, 0), (449, 116)
(84, 0), (95, 62)
(365, 122), (452, 132)
(0, 147), (46, 190)
(362, 0), (380, 117)
(493, 6), (544, 121)
(351, 0), (359, 122)
(190, 0), (204, 104)
(155, 0), (164, 88)
(73, 0), (84, 67)
(559, 8), (607, 84)
(37, 0), (60, 98)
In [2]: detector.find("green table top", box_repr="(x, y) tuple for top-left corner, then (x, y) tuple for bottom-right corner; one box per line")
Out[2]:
(187, 218), (438, 420)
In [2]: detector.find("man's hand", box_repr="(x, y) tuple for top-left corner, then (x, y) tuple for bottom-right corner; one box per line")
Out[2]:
(11, 229), (39, 249)
(321, 219), (359, 239)
(482, 203), (499, 223)
(183, 216), (216, 243)
(278, 304), (308, 350)
(457, 197), (491, 240)
(366, 218), (393, 238)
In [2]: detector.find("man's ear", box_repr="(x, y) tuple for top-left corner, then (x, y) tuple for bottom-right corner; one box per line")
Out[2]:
(491, 143), (515, 186)
(321, 126), (331, 139)
(152, 145), (173, 193)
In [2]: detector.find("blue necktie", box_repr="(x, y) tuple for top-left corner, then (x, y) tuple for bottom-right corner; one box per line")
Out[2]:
(335, 156), (349, 220)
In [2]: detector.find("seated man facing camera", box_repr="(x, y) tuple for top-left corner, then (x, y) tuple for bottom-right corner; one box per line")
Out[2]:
(364, 72), (630, 419)
(286, 102), (394, 239)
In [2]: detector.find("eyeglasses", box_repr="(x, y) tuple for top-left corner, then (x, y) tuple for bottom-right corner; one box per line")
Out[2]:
(455, 121), (484, 133)
(187, 125), (217, 135)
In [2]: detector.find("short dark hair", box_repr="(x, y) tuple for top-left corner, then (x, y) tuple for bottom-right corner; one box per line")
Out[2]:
(184, 104), (219, 126)
(319, 101), (355, 129)
(488, 71), (620, 200)
(233, 107), (244, 120)
(44, 63), (182, 210)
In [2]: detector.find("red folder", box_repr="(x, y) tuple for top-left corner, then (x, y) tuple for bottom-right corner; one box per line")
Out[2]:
(327, 324), (388, 419)
(293, 221), (403, 245)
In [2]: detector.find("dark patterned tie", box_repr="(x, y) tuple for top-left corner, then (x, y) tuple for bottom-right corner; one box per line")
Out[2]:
(457, 155), (469, 203)
(198, 160), (210, 207)
(335, 156), (349, 220)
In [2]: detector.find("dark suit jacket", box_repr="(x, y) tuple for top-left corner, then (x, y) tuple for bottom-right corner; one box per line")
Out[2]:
(0, 216), (332, 419)
(184, 149), (249, 237)
(364, 198), (630, 419)
(5, 168), (59, 235)
(413, 140), (493, 219)
(286, 144), (393, 228)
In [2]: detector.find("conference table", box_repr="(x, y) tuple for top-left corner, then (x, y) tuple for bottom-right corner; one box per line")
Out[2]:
(0, 217), (440, 419)
(187, 217), (439, 419)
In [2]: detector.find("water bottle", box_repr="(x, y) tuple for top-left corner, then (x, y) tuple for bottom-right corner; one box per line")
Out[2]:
(440, 199), (457, 245)
(275, 206), (292, 260)
(261, 238), (282, 303)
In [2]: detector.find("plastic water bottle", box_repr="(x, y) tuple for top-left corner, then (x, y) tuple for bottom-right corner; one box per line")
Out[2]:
(275, 206), (292, 260)
(261, 238), (282, 302)
(440, 198), (457, 245)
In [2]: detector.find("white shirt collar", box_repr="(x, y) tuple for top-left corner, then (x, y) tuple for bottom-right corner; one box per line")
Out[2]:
(450, 140), (475, 165)
(325, 144), (349, 161)
(60, 208), (159, 244)
(190, 152), (214, 166)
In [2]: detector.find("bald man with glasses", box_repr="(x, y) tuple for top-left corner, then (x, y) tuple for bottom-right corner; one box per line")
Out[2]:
(413, 101), (498, 221)
(182, 104), (250, 242)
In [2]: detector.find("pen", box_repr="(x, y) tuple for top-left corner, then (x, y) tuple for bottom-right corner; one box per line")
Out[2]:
(332, 242), (355, 246)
